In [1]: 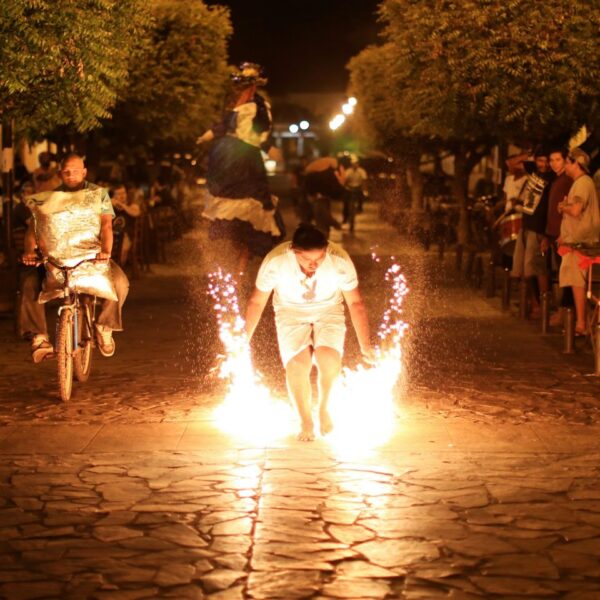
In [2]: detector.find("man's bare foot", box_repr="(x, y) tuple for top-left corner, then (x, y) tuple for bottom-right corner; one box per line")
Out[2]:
(298, 421), (315, 442)
(319, 410), (333, 436)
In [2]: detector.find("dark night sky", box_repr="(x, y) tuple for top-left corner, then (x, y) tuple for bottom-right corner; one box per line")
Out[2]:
(208, 0), (382, 94)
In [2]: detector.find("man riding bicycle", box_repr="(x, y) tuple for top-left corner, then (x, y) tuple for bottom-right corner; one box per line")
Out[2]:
(20, 153), (129, 363)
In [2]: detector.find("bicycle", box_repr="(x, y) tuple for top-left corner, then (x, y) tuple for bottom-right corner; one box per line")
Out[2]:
(36, 257), (98, 401)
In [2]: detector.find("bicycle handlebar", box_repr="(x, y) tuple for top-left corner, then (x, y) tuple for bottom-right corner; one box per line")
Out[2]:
(22, 256), (102, 270)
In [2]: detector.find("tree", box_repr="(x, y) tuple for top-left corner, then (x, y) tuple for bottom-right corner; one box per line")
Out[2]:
(379, 0), (500, 242)
(352, 0), (600, 243)
(381, 0), (600, 138)
(348, 43), (433, 226)
(0, 0), (148, 137)
(101, 0), (231, 155)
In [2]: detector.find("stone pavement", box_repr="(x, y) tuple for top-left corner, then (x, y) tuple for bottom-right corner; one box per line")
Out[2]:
(0, 197), (599, 599)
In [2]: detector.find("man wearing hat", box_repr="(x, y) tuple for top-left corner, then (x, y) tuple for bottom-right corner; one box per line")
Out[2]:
(558, 147), (600, 335)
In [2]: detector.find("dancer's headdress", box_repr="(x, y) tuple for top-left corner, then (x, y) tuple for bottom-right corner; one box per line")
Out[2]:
(230, 62), (267, 87)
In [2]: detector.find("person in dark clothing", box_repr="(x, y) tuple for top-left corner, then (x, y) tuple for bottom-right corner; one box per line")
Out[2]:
(540, 148), (574, 326)
(510, 150), (553, 317)
(302, 157), (344, 238)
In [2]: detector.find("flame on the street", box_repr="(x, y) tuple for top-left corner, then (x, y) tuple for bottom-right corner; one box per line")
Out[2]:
(208, 270), (295, 442)
(208, 260), (409, 447)
(328, 261), (408, 453)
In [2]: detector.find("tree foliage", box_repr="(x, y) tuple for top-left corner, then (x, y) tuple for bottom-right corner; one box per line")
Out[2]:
(0, 0), (148, 136)
(349, 43), (428, 214)
(348, 0), (600, 239)
(376, 0), (600, 144)
(348, 43), (403, 152)
(105, 0), (232, 150)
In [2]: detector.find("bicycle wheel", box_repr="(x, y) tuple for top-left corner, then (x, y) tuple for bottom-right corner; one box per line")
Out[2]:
(56, 309), (74, 402)
(74, 303), (93, 383)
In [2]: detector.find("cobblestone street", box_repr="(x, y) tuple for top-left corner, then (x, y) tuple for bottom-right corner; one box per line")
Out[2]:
(0, 201), (599, 599)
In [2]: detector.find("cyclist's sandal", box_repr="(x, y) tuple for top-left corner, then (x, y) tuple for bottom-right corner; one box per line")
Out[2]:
(31, 339), (54, 364)
(96, 327), (116, 358)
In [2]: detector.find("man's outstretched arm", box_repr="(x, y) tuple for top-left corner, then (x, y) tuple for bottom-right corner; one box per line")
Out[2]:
(244, 288), (271, 340)
(343, 286), (375, 361)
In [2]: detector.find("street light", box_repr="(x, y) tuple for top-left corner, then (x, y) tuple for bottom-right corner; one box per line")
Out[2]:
(299, 120), (310, 130)
(289, 124), (299, 134)
(329, 114), (346, 131)
(342, 103), (353, 115)
(348, 97), (357, 106)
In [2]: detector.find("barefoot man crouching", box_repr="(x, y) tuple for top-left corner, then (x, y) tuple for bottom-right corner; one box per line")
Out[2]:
(245, 224), (375, 441)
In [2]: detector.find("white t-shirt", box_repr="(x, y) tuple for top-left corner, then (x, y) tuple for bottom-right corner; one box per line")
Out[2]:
(344, 167), (367, 189)
(503, 174), (527, 211)
(256, 241), (358, 313)
(560, 173), (600, 244)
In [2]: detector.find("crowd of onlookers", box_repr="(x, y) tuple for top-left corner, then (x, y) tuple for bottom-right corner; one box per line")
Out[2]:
(3, 146), (598, 330)
(496, 145), (600, 336)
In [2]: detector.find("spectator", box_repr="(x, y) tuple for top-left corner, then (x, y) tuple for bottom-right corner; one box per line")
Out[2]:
(149, 176), (175, 208)
(291, 157), (311, 224)
(594, 164), (600, 200)
(558, 148), (600, 335)
(502, 153), (528, 213)
(111, 183), (141, 266)
(511, 149), (553, 318)
(127, 182), (147, 210)
(474, 166), (495, 198)
(32, 151), (61, 193)
(13, 181), (35, 230)
(541, 148), (573, 326)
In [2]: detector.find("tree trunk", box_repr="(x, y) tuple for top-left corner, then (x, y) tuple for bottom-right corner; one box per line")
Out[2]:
(452, 149), (469, 246)
(379, 155), (408, 226)
(1, 120), (14, 261)
(407, 152), (423, 234)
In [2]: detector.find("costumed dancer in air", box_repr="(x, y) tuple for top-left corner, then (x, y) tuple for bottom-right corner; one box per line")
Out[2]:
(198, 62), (283, 277)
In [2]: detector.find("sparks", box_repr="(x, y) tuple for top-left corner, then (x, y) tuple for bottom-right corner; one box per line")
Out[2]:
(327, 259), (409, 453)
(207, 270), (294, 442)
(207, 258), (409, 447)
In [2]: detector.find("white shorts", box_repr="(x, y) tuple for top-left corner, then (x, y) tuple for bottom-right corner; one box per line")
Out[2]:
(559, 252), (587, 288)
(511, 229), (547, 278)
(275, 306), (346, 366)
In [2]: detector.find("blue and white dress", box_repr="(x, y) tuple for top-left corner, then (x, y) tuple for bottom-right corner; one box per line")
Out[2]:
(202, 93), (283, 257)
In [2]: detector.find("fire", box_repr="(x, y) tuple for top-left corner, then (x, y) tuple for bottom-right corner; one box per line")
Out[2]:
(207, 259), (409, 447)
(208, 270), (295, 441)
(328, 262), (408, 453)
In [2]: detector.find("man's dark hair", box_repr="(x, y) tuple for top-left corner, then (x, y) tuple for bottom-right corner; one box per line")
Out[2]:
(109, 183), (126, 198)
(291, 224), (328, 250)
(549, 147), (568, 159)
(60, 153), (85, 169)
